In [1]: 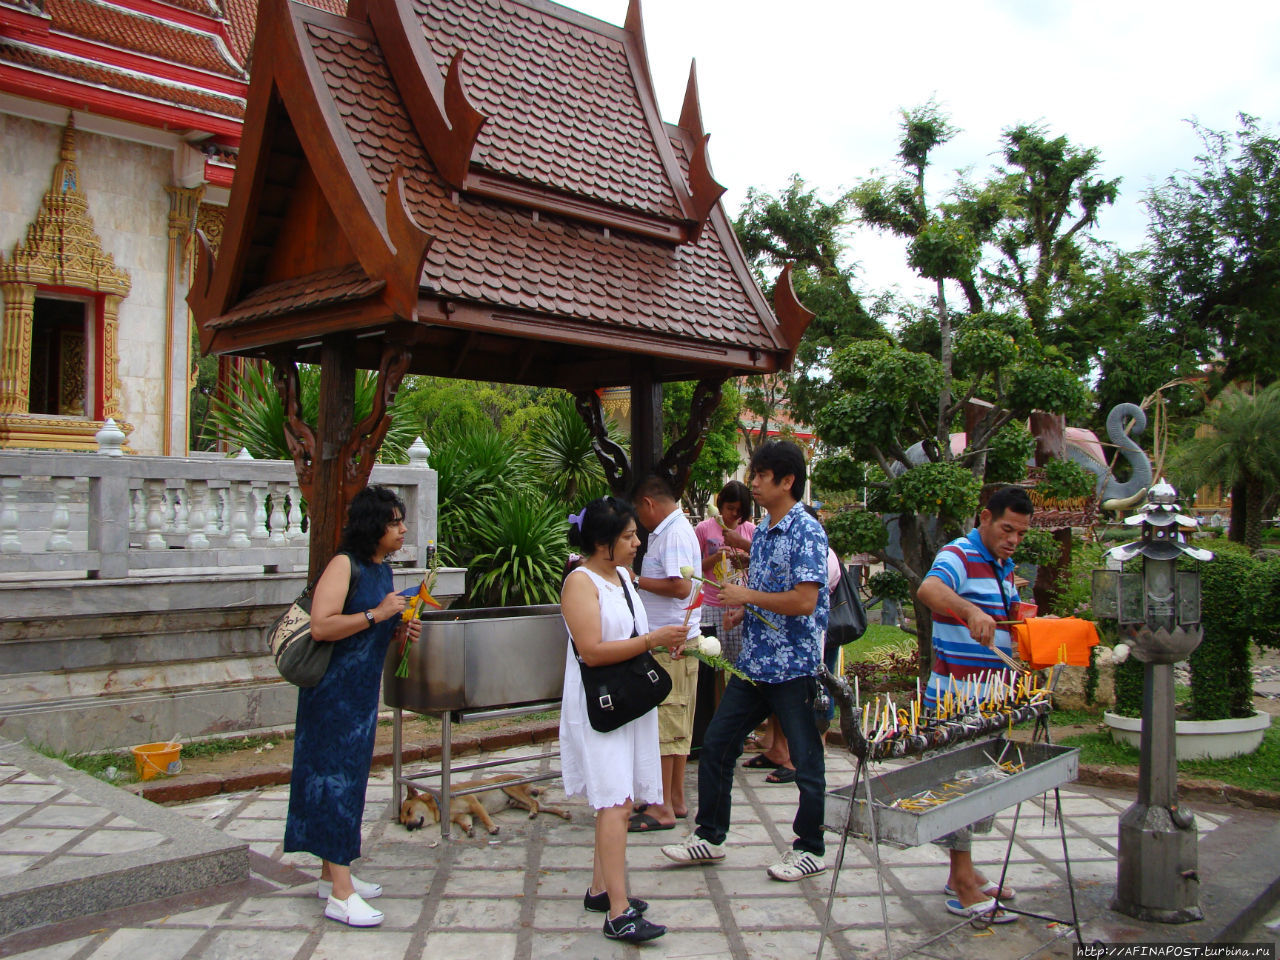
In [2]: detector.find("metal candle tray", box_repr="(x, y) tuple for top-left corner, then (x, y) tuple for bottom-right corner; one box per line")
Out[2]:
(824, 737), (1079, 848)
(383, 604), (565, 713)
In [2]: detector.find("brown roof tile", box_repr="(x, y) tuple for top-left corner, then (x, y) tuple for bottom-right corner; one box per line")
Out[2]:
(413, 0), (686, 220)
(259, 18), (773, 352)
(208, 262), (385, 328)
(45, 0), (246, 77)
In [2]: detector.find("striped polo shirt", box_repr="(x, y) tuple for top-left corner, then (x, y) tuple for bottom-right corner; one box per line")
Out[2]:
(922, 527), (1017, 710)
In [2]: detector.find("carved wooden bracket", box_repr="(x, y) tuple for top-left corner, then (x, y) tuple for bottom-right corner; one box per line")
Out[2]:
(342, 344), (412, 490)
(657, 378), (723, 499)
(384, 166), (434, 321)
(271, 355), (317, 502)
(573, 389), (632, 497)
(773, 262), (816, 370)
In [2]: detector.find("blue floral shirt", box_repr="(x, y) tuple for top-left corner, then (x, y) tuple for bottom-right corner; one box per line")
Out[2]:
(736, 501), (829, 683)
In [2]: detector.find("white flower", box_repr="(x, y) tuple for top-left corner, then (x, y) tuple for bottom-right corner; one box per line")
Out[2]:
(1112, 642), (1131, 664)
(680, 565), (695, 580)
(697, 635), (722, 658)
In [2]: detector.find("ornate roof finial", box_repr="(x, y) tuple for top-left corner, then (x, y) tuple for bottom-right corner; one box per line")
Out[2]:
(53, 113), (81, 195)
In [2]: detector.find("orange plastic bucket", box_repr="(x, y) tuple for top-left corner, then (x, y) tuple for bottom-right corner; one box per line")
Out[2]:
(131, 741), (182, 781)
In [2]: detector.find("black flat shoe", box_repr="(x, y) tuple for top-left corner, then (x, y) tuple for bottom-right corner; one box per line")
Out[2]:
(583, 888), (649, 914)
(603, 907), (666, 942)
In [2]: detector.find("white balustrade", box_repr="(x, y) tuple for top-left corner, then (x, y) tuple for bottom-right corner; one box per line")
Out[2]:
(0, 449), (436, 579)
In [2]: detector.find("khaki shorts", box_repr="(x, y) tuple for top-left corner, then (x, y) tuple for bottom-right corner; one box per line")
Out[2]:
(654, 650), (699, 755)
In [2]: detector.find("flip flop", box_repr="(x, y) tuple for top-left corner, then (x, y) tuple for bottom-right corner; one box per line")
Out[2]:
(944, 898), (1018, 924)
(628, 812), (676, 833)
(764, 767), (797, 784)
(944, 882), (1016, 901)
(743, 755), (782, 769)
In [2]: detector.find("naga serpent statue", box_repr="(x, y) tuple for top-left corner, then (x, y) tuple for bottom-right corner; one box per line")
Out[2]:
(1065, 402), (1153, 512)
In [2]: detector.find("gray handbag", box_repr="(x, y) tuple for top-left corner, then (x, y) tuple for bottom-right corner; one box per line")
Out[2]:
(267, 553), (363, 687)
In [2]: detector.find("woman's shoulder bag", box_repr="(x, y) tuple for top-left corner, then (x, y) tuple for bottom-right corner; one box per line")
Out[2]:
(570, 578), (673, 733)
(825, 564), (868, 653)
(268, 552), (364, 687)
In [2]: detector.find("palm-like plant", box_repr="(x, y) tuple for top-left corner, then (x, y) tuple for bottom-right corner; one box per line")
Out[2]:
(426, 419), (531, 565)
(203, 362), (418, 462)
(465, 490), (568, 607)
(521, 393), (615, 505)
(1169, 383), (1280, 550)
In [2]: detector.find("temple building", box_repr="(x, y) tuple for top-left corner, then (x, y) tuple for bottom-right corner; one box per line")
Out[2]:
(0, 0), (342, 454)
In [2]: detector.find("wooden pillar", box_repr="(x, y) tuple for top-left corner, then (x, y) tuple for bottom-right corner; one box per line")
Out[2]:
(308, 335), (356, 580)
(629, 368), (662, 491)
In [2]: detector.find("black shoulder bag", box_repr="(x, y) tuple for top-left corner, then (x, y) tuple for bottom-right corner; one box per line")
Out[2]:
(570, 577), (673, 733)
(825, 564), (868, 653)
(268, 552), (364, 687)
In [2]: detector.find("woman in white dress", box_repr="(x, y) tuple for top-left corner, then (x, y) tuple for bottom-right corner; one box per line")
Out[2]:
(560, 496), (688, 943)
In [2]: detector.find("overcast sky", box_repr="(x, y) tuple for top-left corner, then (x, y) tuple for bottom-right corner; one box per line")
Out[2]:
(562, 0), (1280, 297)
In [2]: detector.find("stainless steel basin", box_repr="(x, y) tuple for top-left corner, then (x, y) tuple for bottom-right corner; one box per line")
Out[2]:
(382, 604), (566, 713)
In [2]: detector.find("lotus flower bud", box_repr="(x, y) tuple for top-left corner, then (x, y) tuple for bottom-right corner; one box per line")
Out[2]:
(699, 635), (722, 658)
(680, 565), (695, 580)
(1112, 642), (1131, 664)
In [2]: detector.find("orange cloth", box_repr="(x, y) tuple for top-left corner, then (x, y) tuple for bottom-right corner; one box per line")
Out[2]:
(1011, 617), (1100, 669)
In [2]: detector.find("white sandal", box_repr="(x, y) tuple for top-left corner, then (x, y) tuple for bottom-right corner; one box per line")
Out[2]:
(945, 897), (1017, 924)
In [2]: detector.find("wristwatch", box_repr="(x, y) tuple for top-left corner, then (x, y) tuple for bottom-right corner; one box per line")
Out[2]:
(364, 610), (376, 626)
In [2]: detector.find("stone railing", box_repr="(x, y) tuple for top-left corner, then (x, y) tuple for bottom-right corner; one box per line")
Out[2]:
(0, 428), (437, 579)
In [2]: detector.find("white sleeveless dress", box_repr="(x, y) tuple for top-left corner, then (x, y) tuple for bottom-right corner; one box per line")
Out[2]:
(559, 566), (663, 810)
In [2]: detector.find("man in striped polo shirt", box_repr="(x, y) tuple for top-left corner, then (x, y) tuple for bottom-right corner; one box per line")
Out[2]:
(916, 485), (1033, 922)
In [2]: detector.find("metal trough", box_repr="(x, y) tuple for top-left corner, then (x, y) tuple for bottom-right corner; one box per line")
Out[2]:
(824, 737), (1079, 848)
(382, 604), (568, 839)
(383, 603), (565, 711)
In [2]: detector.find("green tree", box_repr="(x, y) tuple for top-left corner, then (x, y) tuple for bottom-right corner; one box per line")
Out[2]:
(395, 377), (555, 438)
(1147, 115), (1280, 388)
(662, 379), (743, 513)
(733, 175), (881, 453)
(522, 392), (618, 506)
(1168, 383), (1280, 550)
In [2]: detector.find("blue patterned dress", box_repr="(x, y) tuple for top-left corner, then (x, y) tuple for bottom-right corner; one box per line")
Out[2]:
(284, 557), (394, 865)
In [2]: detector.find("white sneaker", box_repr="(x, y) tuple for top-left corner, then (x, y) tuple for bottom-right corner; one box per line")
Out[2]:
(317, 876), (382, 900)
(324, 892), (384, 927)
(660, 833), (726, 864)
(767, 848), (826, 882)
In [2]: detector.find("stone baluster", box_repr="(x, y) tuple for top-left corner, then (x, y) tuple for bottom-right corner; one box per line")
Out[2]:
(144, 479), (167, 550)
(186, 480), (210, 549)
(250, 484), (269, 542)
(171, 483), (190, 536)
(1, 476), (23, 553)
(227, 480), (251, 548)
(286, 483), (307, 541)
(45, 476), (76, 551)
(163, 485), (177, 539)
(269, 482), (289, 544)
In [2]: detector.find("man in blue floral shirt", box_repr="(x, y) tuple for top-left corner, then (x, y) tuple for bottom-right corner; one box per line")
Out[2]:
(662, 440), (830, 882)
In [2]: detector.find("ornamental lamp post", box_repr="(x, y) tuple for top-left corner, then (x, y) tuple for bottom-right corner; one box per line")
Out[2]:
(1091, 479), (1212, 923)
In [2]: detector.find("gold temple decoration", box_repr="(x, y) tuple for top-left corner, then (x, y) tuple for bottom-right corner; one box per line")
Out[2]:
(0, 116), (133, 450)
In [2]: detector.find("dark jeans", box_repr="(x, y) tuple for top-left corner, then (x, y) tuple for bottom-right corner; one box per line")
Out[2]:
(694, 674), (826, 855)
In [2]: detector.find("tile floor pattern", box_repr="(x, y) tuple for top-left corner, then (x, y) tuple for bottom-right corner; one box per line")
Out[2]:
(0, 757), (169, 880)
(0, 746), (1239, 960)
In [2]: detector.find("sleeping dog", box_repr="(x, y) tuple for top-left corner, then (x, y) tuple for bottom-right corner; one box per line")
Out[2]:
(399, 775), (571, 837)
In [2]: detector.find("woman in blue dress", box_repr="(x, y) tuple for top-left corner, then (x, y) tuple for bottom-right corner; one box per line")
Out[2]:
(283, 485), (420, 928)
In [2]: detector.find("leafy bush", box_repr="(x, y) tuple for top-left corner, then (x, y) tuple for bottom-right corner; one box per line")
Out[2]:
(1037, 457), (1096, 501)
(1191, 552), (1257, 720)
(520, 394), (614, 505)
(1012, 527), (1061, 568)
(983, 422), (1035, 484)
(1112, 656), (1144, 717)
(868, 569), (911, 604)
(826, 508), (889, 557)
(465, 491), (569, 607)
(1049, 540), (1106, 618)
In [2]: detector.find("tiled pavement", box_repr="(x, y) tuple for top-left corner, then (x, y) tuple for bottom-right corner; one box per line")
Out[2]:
(1, 740), (1278, 960)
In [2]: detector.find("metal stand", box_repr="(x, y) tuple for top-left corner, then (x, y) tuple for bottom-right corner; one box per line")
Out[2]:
(816, 719), (1085, 960)
(390, 701), (561, 840)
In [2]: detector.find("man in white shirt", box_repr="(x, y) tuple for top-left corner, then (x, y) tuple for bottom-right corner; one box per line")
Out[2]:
(631, 475), (702, 832)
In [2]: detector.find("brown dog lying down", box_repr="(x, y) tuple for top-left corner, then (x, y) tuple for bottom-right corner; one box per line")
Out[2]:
(399, 775), (571, 837)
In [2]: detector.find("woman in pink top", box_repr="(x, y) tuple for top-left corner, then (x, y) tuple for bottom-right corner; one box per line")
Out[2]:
(693, 480), (756, 665)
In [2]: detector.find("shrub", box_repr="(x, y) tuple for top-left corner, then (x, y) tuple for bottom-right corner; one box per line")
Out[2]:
(868, 569), (911, 605)
(1013, 527), (1062, 568)
(1037, 457), (1096, 501)
(1190, 552), (1256, 720)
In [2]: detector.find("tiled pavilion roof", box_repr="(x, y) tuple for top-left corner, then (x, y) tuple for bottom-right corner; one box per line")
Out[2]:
(189, 0), (812, 391)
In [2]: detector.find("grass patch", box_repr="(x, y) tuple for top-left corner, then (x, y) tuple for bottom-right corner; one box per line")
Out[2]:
(34, 733), (289, 785)
(1059, 716), (1280, 793)
(844, 624), (914, 661)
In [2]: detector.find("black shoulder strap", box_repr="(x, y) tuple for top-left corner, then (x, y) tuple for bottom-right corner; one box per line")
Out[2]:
(567, 570), (639, 667)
